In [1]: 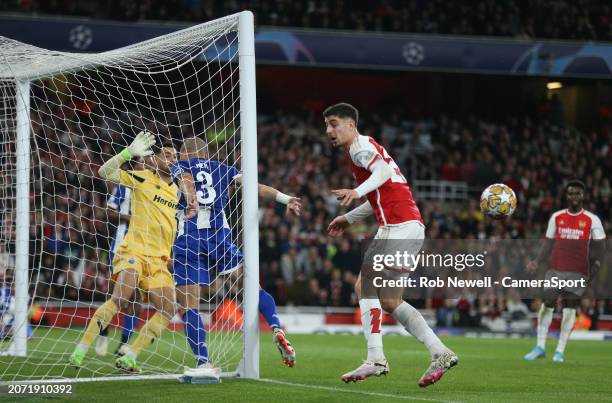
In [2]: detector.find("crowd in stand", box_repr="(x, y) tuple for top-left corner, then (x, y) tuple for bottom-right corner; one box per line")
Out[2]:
(3, 97), (609, 329)
(253, 111), (612, 329)
(5, 0), (612, 41)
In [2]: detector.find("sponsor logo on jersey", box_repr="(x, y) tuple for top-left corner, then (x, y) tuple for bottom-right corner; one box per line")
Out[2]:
(558, 227), (584, 239)
(153, 194), (178, 209)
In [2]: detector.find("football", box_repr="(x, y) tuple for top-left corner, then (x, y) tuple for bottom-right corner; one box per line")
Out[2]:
(480, 183), (517, 217)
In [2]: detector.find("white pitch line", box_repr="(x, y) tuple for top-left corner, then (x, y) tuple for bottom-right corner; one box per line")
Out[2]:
(258, 378), (462, 403)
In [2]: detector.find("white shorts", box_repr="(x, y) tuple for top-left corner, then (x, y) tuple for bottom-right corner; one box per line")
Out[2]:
(373, 221), (425, 272)
(361, 221), (426, 299)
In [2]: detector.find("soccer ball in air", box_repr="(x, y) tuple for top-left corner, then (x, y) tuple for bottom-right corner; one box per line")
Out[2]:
(480, 183), (517, 217)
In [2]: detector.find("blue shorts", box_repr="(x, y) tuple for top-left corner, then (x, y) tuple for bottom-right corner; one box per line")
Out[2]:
(173, 228), (243, 286)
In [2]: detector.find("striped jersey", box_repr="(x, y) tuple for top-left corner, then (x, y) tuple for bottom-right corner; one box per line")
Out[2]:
(107, 184), (131, 265)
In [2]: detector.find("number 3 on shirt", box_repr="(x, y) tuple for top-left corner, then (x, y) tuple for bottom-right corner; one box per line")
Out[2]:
(195, 171), (217, 205)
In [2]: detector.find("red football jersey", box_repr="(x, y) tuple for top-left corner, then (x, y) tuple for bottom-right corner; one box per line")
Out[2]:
(545, 209), (606, 274)
(349, 135), (422, 226)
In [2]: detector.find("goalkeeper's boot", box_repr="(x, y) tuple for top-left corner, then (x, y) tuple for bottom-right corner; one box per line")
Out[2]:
(418, 350), (458, 388)
(183, 362), (222, 379)
(95, 335), (109, 356)
(115, 354), (141, 373)
(524, 346), (546, 361)
(552, 351), (564, 363)
(114, 343), (129, 357)
(341, 360), (389, 383)
(68, 348), (85, 368)
(273, 328), (296, 367)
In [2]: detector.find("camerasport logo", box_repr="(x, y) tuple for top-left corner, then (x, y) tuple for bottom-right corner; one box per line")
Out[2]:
(402, 42), (425, 65)
(69, 25), (93, 50)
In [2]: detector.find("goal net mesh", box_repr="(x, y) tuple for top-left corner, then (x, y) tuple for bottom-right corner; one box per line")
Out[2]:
(0, 13), (248, 381)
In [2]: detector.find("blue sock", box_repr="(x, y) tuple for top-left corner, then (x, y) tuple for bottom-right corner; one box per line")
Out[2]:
(120, 315), (137, 344)
(259, 289), (281, 330)
(183, 309), (208, 366)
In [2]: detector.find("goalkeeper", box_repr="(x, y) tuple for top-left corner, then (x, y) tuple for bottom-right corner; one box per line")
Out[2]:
(69, 131), (196, 372)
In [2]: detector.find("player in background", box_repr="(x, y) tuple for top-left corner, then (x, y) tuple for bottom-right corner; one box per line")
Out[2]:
(524, 179), (606, 363)
(95, 172), (141, 357)
(171, 137), (301, 378)
(69, 131), (196, 372)
(325, 103), (457, 387)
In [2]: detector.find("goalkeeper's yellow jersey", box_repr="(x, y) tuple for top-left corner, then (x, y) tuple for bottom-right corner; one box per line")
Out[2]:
(117, 170), (179, 258)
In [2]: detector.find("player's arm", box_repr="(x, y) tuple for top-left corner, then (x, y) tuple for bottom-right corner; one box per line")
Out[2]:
(98, 131), (155, 183)
(589, 240), (605, 283)
(588, 216), (606, 283)
(527, 239), (554, 272)
(328, 201), (373, 237)
(333, 153), (393, 207)
(345, 200), (374, 223)
(234, 176), (301, 217)
(527, 215), (556, 272)
(175, 172), (198, 219)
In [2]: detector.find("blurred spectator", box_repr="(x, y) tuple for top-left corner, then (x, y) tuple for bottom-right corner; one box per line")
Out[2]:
(6, 0), (612, 41)
(4, 86), (609, 331)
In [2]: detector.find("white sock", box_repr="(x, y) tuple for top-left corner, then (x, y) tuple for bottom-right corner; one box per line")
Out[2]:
(556, 308), (576, 354)
(536, 304), (554, 350)
(125, 347), (137, 359)
(392, 301), (445, 357)
(359, 299), (385, 362)
(76, 343), (89, 353)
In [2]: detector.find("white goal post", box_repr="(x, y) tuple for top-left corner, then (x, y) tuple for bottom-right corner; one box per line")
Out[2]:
(0, 11), (258, 381)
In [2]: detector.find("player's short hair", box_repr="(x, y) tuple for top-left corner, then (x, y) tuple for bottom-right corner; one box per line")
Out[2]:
(323, 103), (359, 126)
(566, 179), (586, 192)
(181, 137), (207, 155)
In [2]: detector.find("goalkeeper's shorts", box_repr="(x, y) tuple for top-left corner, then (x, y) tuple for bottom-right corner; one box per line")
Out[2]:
(112, 250), (174, 291)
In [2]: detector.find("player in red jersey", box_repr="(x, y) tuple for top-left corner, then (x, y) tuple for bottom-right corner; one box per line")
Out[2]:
(324, 103), (457, 387)
(525, 179), (606, 363)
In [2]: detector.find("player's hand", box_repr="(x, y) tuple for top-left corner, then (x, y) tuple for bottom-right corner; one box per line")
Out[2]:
(185, 196), (198, 219)
(127, 130), (156, 158)
(526, 260), (538, 273)
(332, 189), (359, 207)
(285, 197), (302, 217)
(328, 215), (349, 237)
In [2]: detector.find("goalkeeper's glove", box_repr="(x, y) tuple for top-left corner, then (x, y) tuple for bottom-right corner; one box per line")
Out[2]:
(120, 130), (156, 161)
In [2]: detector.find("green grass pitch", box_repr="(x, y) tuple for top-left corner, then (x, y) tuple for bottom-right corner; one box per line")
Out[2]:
(2, 328), (612, 402)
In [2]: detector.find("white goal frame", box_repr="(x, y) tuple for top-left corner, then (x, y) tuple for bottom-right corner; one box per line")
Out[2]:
(0, 10), (259, 381)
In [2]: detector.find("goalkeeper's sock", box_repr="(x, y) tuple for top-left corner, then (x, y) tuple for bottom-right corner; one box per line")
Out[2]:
(359, 299), (385, 362)
(121, 314), (138, 344)
(129, 312), (169, 357)
(78, 299), (119, 351)
(183, 309), (209, 366)
(556, 308), (576, 354)
(536, 304), (554, 350)
(392, 301), (446, 357)
(259, 289), (281, 330)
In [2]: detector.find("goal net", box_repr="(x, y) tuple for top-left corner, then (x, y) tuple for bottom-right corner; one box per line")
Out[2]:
(0, 11), (259, 382)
